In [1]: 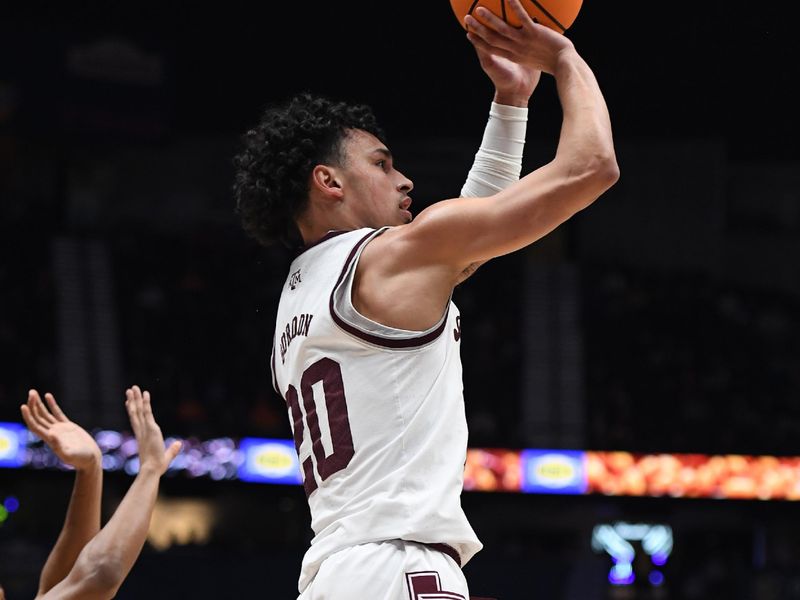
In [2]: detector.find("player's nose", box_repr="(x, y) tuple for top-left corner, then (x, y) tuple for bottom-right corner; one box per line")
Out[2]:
(397, 173), (413, 194)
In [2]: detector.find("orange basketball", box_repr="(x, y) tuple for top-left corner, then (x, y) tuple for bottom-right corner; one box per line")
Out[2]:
(450, 0), (583, 34)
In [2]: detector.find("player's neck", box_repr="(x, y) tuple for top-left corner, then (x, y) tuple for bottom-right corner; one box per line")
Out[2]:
(297, 206), (362, 248)
(297, 218), (351, 249)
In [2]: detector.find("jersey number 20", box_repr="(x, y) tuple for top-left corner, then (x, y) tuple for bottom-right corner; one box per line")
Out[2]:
(285, 357), (354, 496)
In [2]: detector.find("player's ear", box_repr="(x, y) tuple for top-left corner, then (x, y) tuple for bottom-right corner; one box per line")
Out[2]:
(311, 164), (343, 200)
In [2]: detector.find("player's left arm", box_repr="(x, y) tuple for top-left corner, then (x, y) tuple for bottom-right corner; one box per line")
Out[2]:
(457, 20), (542, 284)
(20, 391), (103, 598)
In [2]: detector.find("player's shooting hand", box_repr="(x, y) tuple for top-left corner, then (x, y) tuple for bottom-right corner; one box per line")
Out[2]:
(125, 385), (182, 476)
(20, 390), (101, 471)
(465, 0), (574, 76)
(469, 19), (541, 106)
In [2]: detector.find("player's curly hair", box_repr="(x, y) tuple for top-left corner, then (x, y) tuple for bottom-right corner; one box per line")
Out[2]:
(232, 92), (386, 248)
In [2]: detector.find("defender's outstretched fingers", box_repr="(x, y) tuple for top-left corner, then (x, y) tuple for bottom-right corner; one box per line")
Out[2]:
(142, 390), (154, 421)
(20, 403), (47, 439)
(30, 391), (56, 426)
(44, 392), (67, 422)
(165, 440), (182, 463)
(125, 388), (144, 438)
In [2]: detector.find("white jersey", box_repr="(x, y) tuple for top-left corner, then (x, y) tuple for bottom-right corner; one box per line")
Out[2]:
(270, 227), (482, 593)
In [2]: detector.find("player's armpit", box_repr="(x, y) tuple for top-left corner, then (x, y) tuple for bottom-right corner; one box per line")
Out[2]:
(455, 260), (487, 286)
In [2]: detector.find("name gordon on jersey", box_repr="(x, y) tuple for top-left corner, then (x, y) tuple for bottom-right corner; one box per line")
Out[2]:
(279, 313), (313, 364)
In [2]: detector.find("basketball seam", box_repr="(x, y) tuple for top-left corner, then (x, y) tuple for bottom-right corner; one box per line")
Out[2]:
(524, 0), (566, 32)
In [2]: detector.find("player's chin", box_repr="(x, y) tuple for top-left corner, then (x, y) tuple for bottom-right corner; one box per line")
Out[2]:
(400, 209), (413, 224)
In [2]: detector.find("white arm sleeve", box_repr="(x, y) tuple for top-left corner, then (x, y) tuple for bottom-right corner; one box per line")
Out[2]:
(460, 102), (529, 198)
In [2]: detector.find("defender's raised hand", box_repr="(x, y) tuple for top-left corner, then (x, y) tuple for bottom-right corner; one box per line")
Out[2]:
(20, 390), (101, 471)
(125, 385), (181, 475)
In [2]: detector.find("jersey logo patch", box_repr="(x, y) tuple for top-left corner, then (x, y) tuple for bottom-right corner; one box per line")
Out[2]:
(289, 269), (302, 290)
(453, 316), (461, 342)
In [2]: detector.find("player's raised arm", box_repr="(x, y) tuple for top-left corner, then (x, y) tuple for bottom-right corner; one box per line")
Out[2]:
(366, 0), (618, 284)
(456, 10), (540, 284)
(20, 390), (103, 599)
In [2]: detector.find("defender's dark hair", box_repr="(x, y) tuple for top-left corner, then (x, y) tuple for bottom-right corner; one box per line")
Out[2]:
(232, 92), (386, 248)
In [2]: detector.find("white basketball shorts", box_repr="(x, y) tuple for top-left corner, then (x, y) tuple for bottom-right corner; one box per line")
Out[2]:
(297, 540), (470, 600)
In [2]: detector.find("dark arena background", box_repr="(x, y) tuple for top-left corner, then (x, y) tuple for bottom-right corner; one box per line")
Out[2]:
(2, 2), (800, 598)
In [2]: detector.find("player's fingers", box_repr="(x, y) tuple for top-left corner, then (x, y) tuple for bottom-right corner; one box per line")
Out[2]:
(132, 385), (148, 427)
(25, 391), (43, 424)
(466, 31), (516, 64)
(44, 393), (68, 422)
(29, 391), (56, 426)
(473, 5), (525, 39)
(505, 0), (537, 28)
(21, 405), (52, 443)
(23, 400), (47, 433)
(465, 15), (519, 55)
(165, 440), (182, 464)
(466, 27), (492, 52)
(142, 390), (155, 421)
(473, 5), (519, 33)
(20, 404), (44, 436)
(125, 388), (142, 434)
(465, 14), (499, 41)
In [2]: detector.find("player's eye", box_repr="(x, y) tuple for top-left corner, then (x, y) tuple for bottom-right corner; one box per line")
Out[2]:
(376, 159), (386, 169)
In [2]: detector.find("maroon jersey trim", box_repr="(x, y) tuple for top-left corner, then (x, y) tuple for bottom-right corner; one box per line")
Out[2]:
(294, 229), (349, 258)
(270, 344), (280, 396)
(329, 230), (450, 349)
(424, 542), (462, 567)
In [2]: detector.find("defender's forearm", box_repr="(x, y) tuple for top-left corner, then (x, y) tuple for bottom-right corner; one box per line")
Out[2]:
(38, 461), (102, 595)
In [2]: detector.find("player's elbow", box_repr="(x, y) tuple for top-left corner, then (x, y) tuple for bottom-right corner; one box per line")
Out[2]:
(592, 151), (620, 193)
(560, 149), (619, 210)
(582, 140), (619, 184)
(89, 559), (126, 596)
(69, 551), (127, 599)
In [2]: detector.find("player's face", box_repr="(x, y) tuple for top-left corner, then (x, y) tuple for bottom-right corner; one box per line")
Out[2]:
(339, 129), (414, 228)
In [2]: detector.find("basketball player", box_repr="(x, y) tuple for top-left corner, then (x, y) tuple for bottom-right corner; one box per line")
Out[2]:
(232, 1), (618, 598)
(19, 386), (181, 599)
